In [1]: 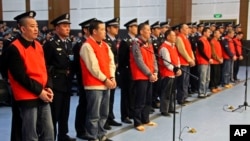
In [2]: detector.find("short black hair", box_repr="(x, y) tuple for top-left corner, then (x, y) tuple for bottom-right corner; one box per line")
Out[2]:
(202, 27), (210, 35)
(236, 31), (243, 35)
(164, 29), (173, 38)
(137, 23), (148, 35)
(89, 20), (104, 35)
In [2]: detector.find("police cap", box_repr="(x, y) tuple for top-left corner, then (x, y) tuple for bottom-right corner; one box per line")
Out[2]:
(106, 17), (120, 27)
(234, 23), (241, 28)
(124, 18), (138, 28)
(143, 20), (149, 25)
(160, 21), (170, 28)
(79, 18), (97, 28)
(151, 21), (160, 29)
(50, 13), (71, 26)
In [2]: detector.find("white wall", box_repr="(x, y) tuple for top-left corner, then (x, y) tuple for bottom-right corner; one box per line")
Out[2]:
(120, 0), (166, 29)
(30, 0), (48, 20)
(2, 0), (25, 21)
(192, 0), (240, 22)
(70, 0), (114, 29)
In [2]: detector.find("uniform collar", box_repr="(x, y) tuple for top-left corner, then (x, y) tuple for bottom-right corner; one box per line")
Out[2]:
(107, 33), (116, 41)
(19, 35), (35, 48)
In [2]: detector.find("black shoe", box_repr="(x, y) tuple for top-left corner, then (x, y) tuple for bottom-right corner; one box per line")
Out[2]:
(161, 112), (171, 117)
(58, 135), (76, 141)
(109, 119), (122, 126)
(104, 122), (112, 130)
(169, 110), (179, 114)
(122, 117), (132, 124)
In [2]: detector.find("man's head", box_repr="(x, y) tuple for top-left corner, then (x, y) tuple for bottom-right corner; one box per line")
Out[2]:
(89, 20), (106, 41)
(164, 30), (176, 43)
(79, 18), (97, 37)
(106, 17), (120, 36)
(201, 27), (211, 38)
(179, 24), (189, 35)
(227, 29), (235, 38)
(235, 32), (243, 40)
(50, 13), (71, 38)
(151, 21), (161, 37)
(213, 29), (221, 39)
(14, 11), (38, 41)
(138, 23), (151, 40)
(124, 18), (138, 36)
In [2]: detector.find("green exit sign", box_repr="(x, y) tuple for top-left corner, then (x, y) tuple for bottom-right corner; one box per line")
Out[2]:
(214, 14), (222, 18)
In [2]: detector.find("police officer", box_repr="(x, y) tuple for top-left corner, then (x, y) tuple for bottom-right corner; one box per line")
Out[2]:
(74, 18), (96, 140)
(118, 18), (138, 124)
(150, 21), (162, 109)
(104, 17), (122, 130)
(159, 21), (170, 43)
(43, 13), (76, 141)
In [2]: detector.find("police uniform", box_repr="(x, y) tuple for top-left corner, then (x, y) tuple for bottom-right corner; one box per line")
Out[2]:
(118, 18), (138, 124)
(150, 21), (162, 109)
(159, 21), (170, 43)
(104, 17), (122, 130)
(43, 13), (76, 141)
(74, 18), (96, 140)
(188, 22), (199, 94)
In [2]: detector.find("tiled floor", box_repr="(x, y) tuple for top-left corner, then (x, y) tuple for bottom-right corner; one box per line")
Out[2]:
(1, 67), (250, 141)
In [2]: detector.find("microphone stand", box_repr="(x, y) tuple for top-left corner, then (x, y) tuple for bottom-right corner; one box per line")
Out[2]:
(141, 45), (198, 141)
(232, 46), (250, 112)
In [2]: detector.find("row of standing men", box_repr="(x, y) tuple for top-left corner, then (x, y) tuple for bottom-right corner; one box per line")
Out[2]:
(3, 10), (244, 141)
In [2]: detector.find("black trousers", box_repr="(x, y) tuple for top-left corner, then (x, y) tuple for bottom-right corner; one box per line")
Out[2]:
(160, 77), (174, 113)
(210, 64), (221, 89)
(75, 86), (87, 135)
(176, 66), (190, 103)
(120, 69), (135, 120)
(189, 65), (199, 91)
(133, 80), (152, 127)
(152, 76), (161, 104)
(50, 90), (71, 139)
(233, 59), (240, 80)
(10, 96), (22, 141)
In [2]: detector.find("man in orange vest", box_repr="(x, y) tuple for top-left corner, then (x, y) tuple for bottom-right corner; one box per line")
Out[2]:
(210, 29), (223, 93)
(233, 31), (244, 82)
(158, 30), (182, 116)
(74, 18), (97, 140)
(80, 20), (115, 141)
(196, 27), (213, 98)
(6, 11), (54, 141)
(130, 22), (158, 131)
(175, 24), (195, 105)
(221, 29), (237, 88)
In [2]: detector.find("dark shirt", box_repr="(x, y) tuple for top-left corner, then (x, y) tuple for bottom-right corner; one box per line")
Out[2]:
(197, 40), (210, 61)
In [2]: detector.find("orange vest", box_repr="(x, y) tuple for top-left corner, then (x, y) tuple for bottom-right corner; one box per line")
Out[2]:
(222, 36), (235, 59)
(158, 42), (179, 77)
(233, 38), (242, 57)
(196, 37), (211, 65)
(177, 33), (193, 65)
(211, 38), (223, 64)
(130, 41), (155, 80)
(8, 39), (47, 101)
(80, 38), (111, 86)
